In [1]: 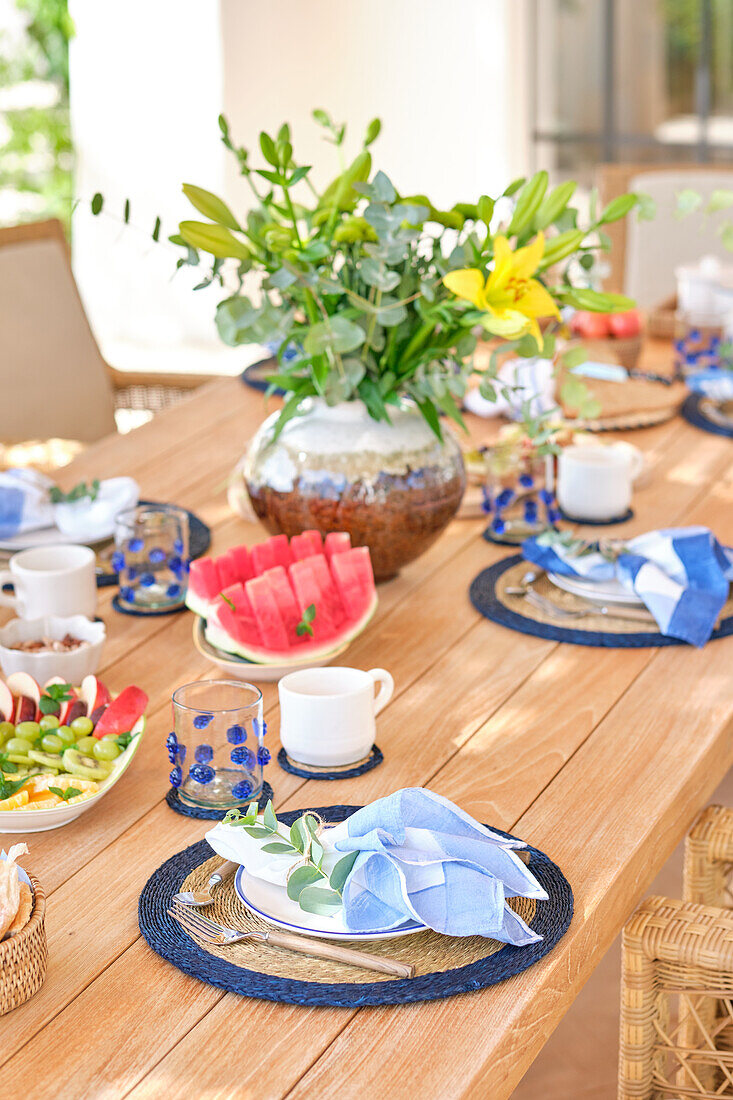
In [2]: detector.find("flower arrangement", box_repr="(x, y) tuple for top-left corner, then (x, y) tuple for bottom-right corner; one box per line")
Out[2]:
(170, 109), (646, 437)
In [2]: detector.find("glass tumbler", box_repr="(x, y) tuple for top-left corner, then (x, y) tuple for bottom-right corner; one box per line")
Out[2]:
(168, 680), (268, 809)
(114, 504), (189, 612)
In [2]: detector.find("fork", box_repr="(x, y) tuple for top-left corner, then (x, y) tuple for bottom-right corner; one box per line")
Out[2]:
(169, 900), (415, 978)
(511, 585), (655, 624)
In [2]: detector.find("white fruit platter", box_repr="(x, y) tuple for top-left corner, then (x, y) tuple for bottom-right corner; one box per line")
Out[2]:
(0, 671), (148, 832)
(192, 618), (350, 683)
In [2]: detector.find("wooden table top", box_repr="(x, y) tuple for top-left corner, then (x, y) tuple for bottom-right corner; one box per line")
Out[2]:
(1, 345), (732, 1100)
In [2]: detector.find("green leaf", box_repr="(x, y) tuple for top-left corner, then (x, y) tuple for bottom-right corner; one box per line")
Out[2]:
(675, 189), (703, 218)
(364, 117), (381, 146)
(295, 603), (316, 637)
(477, 194), (495, 226)
(286, 865), (322, 901)
(507, 170), (548, 236)
(534, 180), (576, 230)
(152, 217), (161, 243)
(415, 396), (442, 440)
(263, 800), (278, 831)
(537, 229), (585, 270)
(372, 170), (396, 204)
(244, 826), (274, 839)
(503, 177), (525, 198)
(182, 184), (241, 231)
(290, 817), (308, 853)
(597, 193), (637, 225)
(560, 345), (589, 370)
(707, 189), (733, 214)
(360, 257), (400, 292)
(297, 885), (343, 915)
(261, 842), (296, 854)
(329, 852), (358, 893)
(635, 191), (656, 221)
(312, 108), (330, 127)
(303, 317), (365, 356)
(288, 165), (311, 186)
(123, 199), (130, 224)
(179, 221), (251, 261)
(556, 287), (635, 313)
(259, 131), (279, 166)
(91, 192), (103, 215)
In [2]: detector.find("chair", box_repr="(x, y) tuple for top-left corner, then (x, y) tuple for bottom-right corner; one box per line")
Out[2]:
(684, 805), (733, 910)
(597, 164), (733, 308)
(619, 895), (733, 1098)
(0, 219), (210, 448)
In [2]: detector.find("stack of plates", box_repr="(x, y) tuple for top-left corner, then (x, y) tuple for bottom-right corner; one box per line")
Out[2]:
(546, 572), (644, 607)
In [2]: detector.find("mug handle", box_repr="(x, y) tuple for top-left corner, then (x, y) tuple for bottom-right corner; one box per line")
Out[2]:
(611, 442), (645, 482)
(368, 668), (394, 716)
(0, 571), (19, 612)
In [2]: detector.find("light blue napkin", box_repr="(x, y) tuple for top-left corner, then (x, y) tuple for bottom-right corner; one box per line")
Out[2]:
(522, 526), (733, 647)
(0, 469), (54, 538)
(329, 788), (547, 944)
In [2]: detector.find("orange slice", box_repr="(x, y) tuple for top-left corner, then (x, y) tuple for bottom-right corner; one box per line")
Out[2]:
(0, 790), (30, 810)
(17, 796), (61, 810)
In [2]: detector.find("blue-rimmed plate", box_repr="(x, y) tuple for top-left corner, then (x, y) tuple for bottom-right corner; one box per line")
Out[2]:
(234, 864), (426, 942)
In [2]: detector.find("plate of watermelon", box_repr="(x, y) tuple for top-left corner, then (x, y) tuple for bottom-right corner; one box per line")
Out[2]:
(186, 531), (377, 679)
(0, 673), (148, 832)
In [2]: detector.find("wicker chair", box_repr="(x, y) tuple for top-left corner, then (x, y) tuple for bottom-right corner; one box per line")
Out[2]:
(619, 894), (733, 1098)
(684, 806), (733, 910)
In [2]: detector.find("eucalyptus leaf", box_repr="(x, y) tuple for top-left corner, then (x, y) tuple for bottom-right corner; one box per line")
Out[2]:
(304, 317), (365, 356)
(297, 885), (343, 915)
(285, 865), (322, 901)
(329, 852), (358, 893)
(263, 800), (278, 831)
(261, 841), (297, 854)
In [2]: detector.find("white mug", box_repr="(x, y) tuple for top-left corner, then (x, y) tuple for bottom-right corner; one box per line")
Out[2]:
(278, 666), (394, 766)
(0, 545), (97, 619)
(557, 444), (644, 523)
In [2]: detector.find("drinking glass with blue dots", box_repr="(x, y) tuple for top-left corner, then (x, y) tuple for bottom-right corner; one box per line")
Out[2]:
(170, 679), (268, 809)
(114, 504), (190, 612)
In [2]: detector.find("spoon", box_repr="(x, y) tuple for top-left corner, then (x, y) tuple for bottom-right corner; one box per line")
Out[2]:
(173, 859), (239, 907)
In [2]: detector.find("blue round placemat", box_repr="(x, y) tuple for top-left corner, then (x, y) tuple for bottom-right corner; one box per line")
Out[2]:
(681, 394), (733, 438)
(277, 745), (383, 780)
(98, 501), (210, 588)
(165, 780), (274, 820)
(470, 554), (733, 649)
(240, 357), (285, 396)
(557, 507), (634, 526)
(112, 594), (187, 617)
(139, 804), (573, 1006)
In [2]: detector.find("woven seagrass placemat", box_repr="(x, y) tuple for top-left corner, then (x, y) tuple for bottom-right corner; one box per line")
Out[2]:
(681, 394), (733, 438)
(470, 555), (733, 648)
(139, 806), (573, 1006)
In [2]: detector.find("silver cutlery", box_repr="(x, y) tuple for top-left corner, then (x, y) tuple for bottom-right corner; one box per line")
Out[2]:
(173, 859), (240, 907)
(506, 572), (656, 624)
(169, 899), (415, 978)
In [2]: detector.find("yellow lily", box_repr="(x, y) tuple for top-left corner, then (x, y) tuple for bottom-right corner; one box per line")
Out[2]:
(443, 232), (560, 345)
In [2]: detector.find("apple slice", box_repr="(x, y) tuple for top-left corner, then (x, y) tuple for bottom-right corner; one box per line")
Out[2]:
(81, 675), (111, 717)
(7, 672), (41, 723)
(93, 686), (149, 739)
(0, 680), (13, 722)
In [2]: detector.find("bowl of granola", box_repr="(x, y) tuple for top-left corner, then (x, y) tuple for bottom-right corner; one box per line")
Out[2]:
(0, 616), (105, 682)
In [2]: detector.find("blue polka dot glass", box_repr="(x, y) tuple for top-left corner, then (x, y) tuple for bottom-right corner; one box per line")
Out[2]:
(114, 504), (190, 613)
(171, 679), (266, 810)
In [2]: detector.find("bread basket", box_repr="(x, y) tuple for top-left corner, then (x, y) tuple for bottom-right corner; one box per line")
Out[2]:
(0, 869), (47, 1014)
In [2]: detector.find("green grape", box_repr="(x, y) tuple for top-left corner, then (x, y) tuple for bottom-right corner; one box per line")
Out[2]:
(75, 736), (96, 754)
(40, 733), (63, 754)
(0, 720), (15, 746)
(70, 715), (94, 737)
(56, 726), (76, 747)
(5, 737), (32, 754)
(92, 740), (120, 762)
(16, 721), (41, 742)
(39, 714), (60, 731)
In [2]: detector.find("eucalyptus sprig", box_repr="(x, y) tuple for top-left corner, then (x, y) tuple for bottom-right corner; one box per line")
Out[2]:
(222, 799), (358, 916)
(49, 479), (100, 505)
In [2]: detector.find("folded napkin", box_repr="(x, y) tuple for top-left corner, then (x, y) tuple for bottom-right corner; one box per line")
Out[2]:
(522, 526), (733, 647)
(207, 788), (547, 945)
(0, 469), (139, 541)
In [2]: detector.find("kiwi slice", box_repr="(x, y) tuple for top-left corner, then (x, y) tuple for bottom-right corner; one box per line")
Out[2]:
(28, 749), (64, 769)
(6, 753), (34, 765)
(62, 748), (110, 781)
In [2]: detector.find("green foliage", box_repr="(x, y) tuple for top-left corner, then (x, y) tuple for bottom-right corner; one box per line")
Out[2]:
(165, 112), (641, 438)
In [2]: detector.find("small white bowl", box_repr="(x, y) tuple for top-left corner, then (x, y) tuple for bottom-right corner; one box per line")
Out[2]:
(0, 615), (106, 682)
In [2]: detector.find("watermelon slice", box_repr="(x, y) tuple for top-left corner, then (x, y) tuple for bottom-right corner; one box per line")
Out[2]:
(189, 531), (377, 664)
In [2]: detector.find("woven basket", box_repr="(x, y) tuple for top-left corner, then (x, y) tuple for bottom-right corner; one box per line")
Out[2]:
(0, 870), (47, 1015)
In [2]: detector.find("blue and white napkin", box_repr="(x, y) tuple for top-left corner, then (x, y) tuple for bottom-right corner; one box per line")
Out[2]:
(0, 469), (55, 539)
(0, 469), (139, 541)
(522, 526), (733, 647)
(329, 789), (547, 944)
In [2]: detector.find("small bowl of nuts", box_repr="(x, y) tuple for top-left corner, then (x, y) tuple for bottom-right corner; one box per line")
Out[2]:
(0, 616), (106, 683)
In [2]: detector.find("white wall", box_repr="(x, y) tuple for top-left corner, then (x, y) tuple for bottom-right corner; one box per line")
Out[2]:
(69, 0), (530, 375)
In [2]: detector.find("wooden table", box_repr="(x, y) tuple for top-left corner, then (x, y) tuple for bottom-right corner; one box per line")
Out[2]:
(1, 347), (732, 1100)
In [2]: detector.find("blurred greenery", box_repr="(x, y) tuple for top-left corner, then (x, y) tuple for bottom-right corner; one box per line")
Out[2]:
(0, 0), (74, 231)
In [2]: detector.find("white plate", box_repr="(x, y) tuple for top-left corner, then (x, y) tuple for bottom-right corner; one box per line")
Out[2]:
(234, 865), (425, 942)
(0, 718), (145, 832)
(193, 618), (351, 683)
(0, 525), (112, 552)
(547, 571), (644, 607)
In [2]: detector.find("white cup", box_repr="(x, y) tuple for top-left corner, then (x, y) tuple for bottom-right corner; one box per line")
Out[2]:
(0, 544), (97, 619)
(278, 666), (394, 767)
(557, 444), (644, 522)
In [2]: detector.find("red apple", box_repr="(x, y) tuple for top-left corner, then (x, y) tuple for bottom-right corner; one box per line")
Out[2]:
(7, 672), (41, 723)
(0, 680), (13, 721)
(570, 310), (611, 339)
(608, 309), (642, 338)
(66, 699), (87, 724)
(93, 685), (149, 738)
(80, 675), (111, 717)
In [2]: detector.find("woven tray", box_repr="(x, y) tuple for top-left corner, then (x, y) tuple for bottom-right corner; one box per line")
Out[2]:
(139, 806), (573, 1007)
(0, 870), (47, 1015)
(470, 555), (733, 649)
